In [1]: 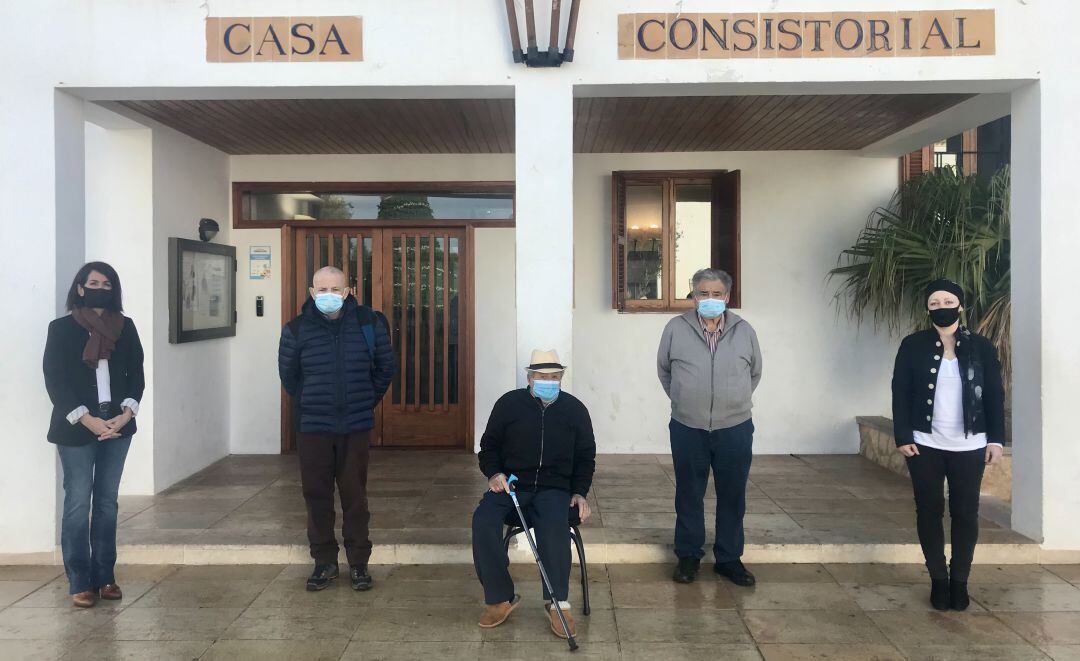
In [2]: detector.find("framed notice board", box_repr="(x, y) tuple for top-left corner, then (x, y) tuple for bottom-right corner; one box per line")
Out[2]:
(168, 238), (237, 344)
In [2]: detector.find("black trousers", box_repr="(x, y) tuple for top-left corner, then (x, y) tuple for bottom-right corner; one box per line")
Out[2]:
(670, 418), (754, 562)
(297, 430), (372, 567)
(472, 489), (571, 605)
(905, 443), (986, 582)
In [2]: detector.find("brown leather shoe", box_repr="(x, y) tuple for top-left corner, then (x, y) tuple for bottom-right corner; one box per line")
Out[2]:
(549, 606), (577, 639)
(99, 584), (123, 600)
(72, 591), (97, 608)
(478, 595), (520, 628)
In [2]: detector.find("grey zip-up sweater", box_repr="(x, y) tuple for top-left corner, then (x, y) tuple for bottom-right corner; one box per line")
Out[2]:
(657, 309), (763, 432)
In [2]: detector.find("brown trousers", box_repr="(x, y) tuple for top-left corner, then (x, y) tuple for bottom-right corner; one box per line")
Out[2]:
(297, 430), (372, 567)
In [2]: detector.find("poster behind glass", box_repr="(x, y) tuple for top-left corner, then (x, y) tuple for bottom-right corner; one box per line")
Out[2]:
(169, 238), (236, 343)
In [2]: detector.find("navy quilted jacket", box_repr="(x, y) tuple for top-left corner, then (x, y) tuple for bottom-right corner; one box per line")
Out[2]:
(278, 296), (397, 434)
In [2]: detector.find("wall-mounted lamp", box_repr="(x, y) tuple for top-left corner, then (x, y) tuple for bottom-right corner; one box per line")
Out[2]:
(503, 0), (582, 67)
(198, 218), (219, 242)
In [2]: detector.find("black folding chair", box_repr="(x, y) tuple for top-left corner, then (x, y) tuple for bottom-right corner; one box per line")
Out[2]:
(501, 505), (591, 615)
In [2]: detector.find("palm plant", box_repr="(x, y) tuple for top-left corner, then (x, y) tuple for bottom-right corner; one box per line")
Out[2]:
(829, 166), (1012, 391)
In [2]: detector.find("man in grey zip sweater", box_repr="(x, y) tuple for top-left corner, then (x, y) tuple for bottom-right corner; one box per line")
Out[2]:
(657, 268), (762, 586)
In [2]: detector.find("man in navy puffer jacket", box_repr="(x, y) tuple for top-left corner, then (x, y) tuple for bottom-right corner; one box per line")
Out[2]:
(279, 266), (396, 592)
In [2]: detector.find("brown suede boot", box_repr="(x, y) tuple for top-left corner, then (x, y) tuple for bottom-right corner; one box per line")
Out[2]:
(478, 595), (520, 628)
(99, 584), (123, 600)
(72, 591), (97, 608)
(549, 606), (577, 639)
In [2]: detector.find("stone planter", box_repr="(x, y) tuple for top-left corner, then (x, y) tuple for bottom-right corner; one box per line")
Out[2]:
(856, 416), (1012, 501)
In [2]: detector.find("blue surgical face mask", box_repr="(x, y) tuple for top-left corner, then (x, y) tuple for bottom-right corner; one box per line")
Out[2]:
(697, 298), (726, 319)
(531, 379), (561, 402)
(314, 292), (344, 314)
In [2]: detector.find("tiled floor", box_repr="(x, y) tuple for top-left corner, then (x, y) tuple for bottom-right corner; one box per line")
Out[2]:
(115, 451), (1033, 552)
(1, 562), (1078, 660)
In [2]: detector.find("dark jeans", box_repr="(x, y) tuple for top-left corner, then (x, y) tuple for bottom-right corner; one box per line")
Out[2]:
(298, 430), (372, 567)
(472, 488), (571, 605)
(56, 437), (131, 594)
(906, 443), (986, 582)
(670, 418), (754, 562)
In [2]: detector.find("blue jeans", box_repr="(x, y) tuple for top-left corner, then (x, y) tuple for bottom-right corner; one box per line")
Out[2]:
(57, 437), (131, 594)
(670, 418), (754, 562)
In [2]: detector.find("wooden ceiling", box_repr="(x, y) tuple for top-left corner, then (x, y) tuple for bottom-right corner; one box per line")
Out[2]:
(116, 99), (515, 155)
(575, 93), (973, 152)
(115, 94), (971, 154)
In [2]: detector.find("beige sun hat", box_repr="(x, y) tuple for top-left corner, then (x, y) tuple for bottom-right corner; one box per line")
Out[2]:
(526, 349), (566, 375)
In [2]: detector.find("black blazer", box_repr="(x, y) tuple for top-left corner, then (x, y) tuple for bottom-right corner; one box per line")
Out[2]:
(43, 314), (145, 446)
(891, 326), (1005, 447)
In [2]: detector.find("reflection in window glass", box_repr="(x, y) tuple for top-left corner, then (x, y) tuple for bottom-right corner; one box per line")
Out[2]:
(243, 191), (513, 221)
(625, 184), (663, 300)
(674, 184), (713, 300)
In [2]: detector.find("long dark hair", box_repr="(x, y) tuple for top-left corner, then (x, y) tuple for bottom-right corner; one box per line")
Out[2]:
(65, 261), (124, 312)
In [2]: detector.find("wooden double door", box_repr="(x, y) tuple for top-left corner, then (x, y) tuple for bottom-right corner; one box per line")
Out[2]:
(281, 226), (468, 451)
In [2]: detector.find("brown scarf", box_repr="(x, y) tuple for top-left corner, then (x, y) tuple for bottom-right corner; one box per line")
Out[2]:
(71, 307), (125, 369)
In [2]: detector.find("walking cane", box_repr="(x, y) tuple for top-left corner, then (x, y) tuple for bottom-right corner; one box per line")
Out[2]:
(507, 474), (579, 652)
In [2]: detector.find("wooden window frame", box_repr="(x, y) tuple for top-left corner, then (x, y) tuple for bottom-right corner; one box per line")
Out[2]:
(611, 170), (741, 313)
(232, 181), (515, 229)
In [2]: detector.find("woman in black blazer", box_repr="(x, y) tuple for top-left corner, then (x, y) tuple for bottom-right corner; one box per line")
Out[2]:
(891, 279), (1005, 612)
(43, 262), (144, 609)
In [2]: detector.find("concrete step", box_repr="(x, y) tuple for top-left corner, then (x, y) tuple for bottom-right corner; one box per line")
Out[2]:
(6, 540), (1079, 566)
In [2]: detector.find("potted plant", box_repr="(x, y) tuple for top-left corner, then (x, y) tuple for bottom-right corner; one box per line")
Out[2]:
(829, 167), (1011, 437)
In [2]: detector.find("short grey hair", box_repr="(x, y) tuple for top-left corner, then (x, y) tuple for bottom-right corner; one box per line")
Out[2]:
(690, 268), (733, 293)
(312, 266), (346, 285)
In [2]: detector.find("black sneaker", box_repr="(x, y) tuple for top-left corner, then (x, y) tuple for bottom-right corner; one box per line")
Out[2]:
(949, 580), (970, 611)
(672, 557), (701, 584)
(306, 563), (339, 591)
(350, 565), (374, 591)
(714, 560), (756, 587)
(930, 578), (951, 610)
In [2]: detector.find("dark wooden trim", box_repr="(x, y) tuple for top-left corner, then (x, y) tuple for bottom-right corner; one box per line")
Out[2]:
(611, 170), (728, 181)
(612, 169), (742, 312)
(232, 180), (516, 229)
(464, 225), (477, 452)
(236, 219), (516, 230)
(237, 180), (515, 193)
(280, 224), (296, 454)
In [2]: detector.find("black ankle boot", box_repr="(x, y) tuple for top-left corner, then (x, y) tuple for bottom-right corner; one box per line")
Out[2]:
(930, 578), (951, 611)
(950, 580), (970, 611)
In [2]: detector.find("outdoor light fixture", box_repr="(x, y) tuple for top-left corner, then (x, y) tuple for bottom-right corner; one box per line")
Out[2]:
(503, 0), (582, 67)
(198, 218), (219, 242)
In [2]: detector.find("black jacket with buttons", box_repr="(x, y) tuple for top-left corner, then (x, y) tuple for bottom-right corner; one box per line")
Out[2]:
(890, 326), (1005, 447)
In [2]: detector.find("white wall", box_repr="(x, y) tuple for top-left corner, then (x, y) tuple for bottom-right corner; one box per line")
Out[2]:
(85, 122), (156, 494)
(473, 228), (518, 447)
(150, 126), (232, 489)
(573, 151), (898, 454)
(228, 154), (515, 453)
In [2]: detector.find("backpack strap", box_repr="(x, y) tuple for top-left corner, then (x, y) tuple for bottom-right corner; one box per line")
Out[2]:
(354, 304), (378, 355)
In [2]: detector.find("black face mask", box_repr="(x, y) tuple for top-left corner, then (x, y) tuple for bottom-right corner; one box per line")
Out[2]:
(81, 288), (114, 309)
(929, 306), (961, 328)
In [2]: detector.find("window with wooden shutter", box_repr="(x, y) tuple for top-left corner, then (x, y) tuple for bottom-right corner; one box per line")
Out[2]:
(611, 170), (741, 312)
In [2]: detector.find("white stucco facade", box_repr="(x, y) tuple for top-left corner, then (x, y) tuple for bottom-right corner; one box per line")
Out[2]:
(2, 0), (1078, 555)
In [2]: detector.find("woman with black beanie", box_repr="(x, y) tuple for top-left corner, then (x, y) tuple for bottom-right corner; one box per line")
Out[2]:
(891, 278), (1006, 611)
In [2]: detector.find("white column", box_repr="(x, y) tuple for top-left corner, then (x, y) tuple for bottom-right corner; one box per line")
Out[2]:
(85, 119), (156, 496)
(514, 80), (574, 387)
(1011, 15), (1080, 549)
(0, 90), (84, 553)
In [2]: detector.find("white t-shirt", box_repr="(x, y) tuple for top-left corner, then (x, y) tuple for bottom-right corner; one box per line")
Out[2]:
(914, 357), (997, 452)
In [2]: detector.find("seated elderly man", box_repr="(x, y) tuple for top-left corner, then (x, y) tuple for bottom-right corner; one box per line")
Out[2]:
(471, 350), (596, 639)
